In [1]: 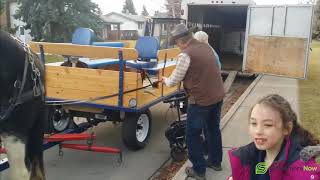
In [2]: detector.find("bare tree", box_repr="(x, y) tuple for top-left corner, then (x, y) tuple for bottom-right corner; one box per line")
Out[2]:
(165, 0), (181, 18)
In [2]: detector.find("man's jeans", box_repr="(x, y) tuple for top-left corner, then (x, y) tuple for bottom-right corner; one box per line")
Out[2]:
(186, 101), (223, 175)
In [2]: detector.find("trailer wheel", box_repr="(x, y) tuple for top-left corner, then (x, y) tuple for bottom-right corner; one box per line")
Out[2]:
(51, 107), (72, 132)
(122, 110), (152, 150)
(171, 147), (186, 162)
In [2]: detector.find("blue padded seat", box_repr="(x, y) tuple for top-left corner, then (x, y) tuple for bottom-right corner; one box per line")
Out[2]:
(79, 58), (120, 69)
(126, 60), (157, 69)
(135, 37), (160, 61)
(142, 60), (177, 75)
(92, 42), (125, 47)
(142, 60), (177, 71)
(72, 28), (94, 45)
(82, 59), (157, 70)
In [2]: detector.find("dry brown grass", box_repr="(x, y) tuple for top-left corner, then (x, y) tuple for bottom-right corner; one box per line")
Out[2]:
(299, 41), (320, 139)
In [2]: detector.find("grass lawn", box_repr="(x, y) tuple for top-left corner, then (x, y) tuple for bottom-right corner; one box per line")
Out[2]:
(45, 55), (64, 63)
(299, 41), (320, 139)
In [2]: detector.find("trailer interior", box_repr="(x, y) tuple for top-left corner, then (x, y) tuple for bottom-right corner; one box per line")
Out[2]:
(188, 5), (248, 71)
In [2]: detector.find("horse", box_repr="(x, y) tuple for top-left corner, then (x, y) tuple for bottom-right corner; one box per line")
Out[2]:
(0, 30), (46, 180)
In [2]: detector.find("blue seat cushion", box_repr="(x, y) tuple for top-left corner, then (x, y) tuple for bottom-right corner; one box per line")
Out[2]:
(79, 58), (120, 68)
(142, 60), (177, 71)
(126, 60), (157, 69)
(142, 60), (177, 75)
(92, 42), (125, 47)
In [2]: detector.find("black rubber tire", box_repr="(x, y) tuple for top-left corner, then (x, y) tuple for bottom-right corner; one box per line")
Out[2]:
(171, 147), (186, 162)
(46, 106), (74, 133)
(122, 110), (152, 151)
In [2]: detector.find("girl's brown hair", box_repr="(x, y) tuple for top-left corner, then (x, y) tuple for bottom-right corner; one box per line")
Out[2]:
(251, 94), (319, 146)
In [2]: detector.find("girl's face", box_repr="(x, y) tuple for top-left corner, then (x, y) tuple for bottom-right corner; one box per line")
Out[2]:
(249, 104), (290, 151)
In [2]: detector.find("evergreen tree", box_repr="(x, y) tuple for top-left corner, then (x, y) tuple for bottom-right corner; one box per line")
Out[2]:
(0, 0), (4, 14)
(122, 0), (137, 15)
(14, 0), (104, 42)
(141, 5), (149, 16)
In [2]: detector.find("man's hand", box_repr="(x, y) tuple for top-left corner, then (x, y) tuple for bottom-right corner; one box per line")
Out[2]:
(228, 177), (233, 180)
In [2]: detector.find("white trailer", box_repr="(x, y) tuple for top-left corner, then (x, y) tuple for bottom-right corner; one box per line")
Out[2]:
(181, 0), (313, 78)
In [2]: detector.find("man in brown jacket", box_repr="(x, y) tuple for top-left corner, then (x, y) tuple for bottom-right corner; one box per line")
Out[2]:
(162, 24), (225, 180)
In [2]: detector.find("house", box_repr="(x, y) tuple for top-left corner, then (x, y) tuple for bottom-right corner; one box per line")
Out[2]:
(100, 15), (122, 40)
(0, 0), (32, 43)
(102, 12), (147, 39)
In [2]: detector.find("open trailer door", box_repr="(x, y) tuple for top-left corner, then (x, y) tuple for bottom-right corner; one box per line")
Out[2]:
(243, 5), (313, 78)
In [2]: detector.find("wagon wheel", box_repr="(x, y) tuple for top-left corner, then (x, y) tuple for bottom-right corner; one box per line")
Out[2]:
(122, 110), (152, 150)
(48, 106), (73, 132)
(171, 146), (187, 162)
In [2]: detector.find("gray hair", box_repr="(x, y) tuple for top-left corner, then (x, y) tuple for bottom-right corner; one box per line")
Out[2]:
(194, 31), (209, 44)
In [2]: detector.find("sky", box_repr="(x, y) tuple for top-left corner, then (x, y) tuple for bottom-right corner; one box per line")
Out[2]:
(92, 0), (167, 15)
(92, 0), (311, 15)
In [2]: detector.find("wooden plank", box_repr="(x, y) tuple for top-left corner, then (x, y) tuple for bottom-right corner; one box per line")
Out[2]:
(136, 64), (179, 107)
(47, 88), (137, 108)
(46, 87), (137, 107)
(29, 42), (138, 60)
(223, 71), (237, 93)
(245, 36), (307, 78)
(136, 85), (178, 108)
(157, 48), (180, 61)
(45, 66), (138, 107)
(160, 65), (176, 78)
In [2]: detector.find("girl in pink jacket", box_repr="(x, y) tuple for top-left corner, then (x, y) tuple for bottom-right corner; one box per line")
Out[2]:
(228, 94), (320, 180)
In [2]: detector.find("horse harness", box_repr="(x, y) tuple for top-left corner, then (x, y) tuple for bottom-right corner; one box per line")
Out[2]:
(0, 35), (45, 122)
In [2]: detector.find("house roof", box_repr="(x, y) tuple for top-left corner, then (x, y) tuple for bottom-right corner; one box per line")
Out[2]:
(100, 15), (122, 25)
(104, 12), (146, 23)
(152, 12), (171, 19)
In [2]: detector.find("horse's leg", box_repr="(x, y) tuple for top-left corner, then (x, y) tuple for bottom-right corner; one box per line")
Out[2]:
(1, 135), (30, 180)
(26, 109), (46, 180)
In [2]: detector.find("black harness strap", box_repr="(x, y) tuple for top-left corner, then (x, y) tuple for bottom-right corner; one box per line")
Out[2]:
(0, 35), (44, 122)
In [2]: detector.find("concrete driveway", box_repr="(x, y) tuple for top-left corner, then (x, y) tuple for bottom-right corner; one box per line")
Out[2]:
(0, 103), (177, 180)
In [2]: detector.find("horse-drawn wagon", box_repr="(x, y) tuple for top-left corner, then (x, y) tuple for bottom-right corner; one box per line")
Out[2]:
(29, 39), (183, 150)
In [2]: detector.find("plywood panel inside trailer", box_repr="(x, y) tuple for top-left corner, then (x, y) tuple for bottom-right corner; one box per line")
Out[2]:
(245, 36), (307, 78)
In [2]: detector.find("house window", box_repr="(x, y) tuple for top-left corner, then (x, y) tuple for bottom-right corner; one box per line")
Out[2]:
(163, 24), (167, 31)
(138, 22), (144, 29)
(19, 27), (25, 35)
(112, 25), (119, 30)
